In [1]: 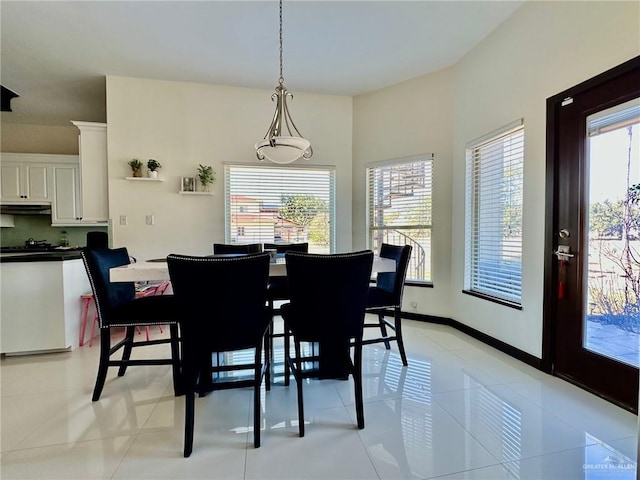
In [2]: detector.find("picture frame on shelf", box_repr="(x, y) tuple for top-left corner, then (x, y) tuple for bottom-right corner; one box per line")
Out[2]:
(181, 177), (196, 192)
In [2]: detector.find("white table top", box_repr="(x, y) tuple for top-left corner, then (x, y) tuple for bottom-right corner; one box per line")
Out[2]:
(109, 255), (395, 283)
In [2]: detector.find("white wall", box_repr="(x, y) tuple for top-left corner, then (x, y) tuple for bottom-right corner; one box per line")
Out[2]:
(353, 68), (455, 318)
(353, 1), (640, 357)
(106, 76), (352, 260)
(451, 0), (639, 357)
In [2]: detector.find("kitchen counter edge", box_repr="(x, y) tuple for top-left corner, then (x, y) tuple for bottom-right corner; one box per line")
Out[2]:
(0, 251), (84, 263)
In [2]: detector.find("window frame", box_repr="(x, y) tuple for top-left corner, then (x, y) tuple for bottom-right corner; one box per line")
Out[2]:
(366, 154), (434, 285)
(463, 119), (524, 308)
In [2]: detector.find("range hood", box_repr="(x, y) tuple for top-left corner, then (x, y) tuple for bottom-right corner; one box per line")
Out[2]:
(0, 204), (52, 215)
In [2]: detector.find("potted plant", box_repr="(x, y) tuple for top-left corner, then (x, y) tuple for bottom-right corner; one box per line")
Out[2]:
(197, 164), (215, 192)
(128, 159), (143, 177)
(147, 159), (161, 179)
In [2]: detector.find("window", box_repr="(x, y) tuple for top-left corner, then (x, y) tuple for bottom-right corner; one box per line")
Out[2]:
(464, 120), (524, 306)
(367, 155), (433, 283)
(225, 164), (335, 253)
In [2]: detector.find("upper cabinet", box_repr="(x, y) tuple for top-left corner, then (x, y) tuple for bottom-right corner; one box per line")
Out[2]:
(1, 121), (108, 227)
(0, 160), (50, 203)
(70, 121), (108, 224)
(51, 164), (81, 225)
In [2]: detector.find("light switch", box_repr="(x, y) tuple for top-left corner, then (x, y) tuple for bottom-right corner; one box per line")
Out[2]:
(119, 215), (127, 226)
(146, 214), (154, 225)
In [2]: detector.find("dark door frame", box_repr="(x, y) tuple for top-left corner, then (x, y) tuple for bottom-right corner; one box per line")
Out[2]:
(543, 56), (640, 411)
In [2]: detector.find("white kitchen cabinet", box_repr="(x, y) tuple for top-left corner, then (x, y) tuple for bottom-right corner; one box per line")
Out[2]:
(51, 164), (81, 224)
(71, 121), (108, 224)
(1, 131), (107, 226)
(0, 162), (50, 203)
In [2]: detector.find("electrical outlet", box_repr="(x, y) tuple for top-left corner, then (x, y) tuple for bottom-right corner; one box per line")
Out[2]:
(119, 215), (127, 226)
(146, 214), (154, 225)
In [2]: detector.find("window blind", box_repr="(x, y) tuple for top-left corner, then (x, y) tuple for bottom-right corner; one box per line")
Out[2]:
(225, 164), (335, 253)
(367, 155), (433, 283)
(465, 121), (524, 304)
(588, 98), (640, 136)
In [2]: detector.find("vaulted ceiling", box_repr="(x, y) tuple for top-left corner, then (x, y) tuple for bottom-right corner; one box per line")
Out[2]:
(1, 1), (523, 126)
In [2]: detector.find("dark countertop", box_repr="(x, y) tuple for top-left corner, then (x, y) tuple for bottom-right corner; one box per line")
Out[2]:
(0, 250), (84, 263)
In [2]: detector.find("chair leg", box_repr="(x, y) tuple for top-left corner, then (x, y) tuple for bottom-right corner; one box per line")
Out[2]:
(183, 390), (195, 457)
(353, 344), (365, 429)
(170, 324), (182, 396)
(294, 339), (305, 437)
(198, 354), (214, 396)
(92, 328), (111, 401)
(79, 297), (90, 347)
(117, 326), (135, 377)
(284, 322), (291, 387)
(88, 312), (99, 347)
(378, 312), (391, 350)
(394, 308), (408, 366)
(254, 346), (262, 448)
(264, 306), (273, 388)
(268, 299), (275, 367)
(264, 330), (271, 391)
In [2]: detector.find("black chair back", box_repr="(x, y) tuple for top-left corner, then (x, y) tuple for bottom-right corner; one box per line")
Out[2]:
(263, 242), (309, 254)
(376, 244), (412, 304)
(167, 252), (271, 355)
(285, 251), (373, 341)
(212, 243), (263, 254)
(81, 247), (135, 327)
(86, 231), (108, 249)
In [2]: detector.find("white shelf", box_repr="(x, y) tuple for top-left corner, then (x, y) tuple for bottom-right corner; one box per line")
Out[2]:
(125, 177), (164, 182)
(179, 191), (214, 195)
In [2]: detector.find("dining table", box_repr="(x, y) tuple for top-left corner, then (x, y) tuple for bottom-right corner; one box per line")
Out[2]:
(109, 253), (396, 283)
(110, 252), (395, 384)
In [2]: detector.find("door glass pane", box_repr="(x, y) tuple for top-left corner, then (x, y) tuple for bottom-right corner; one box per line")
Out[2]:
(585, 98), (640, 367)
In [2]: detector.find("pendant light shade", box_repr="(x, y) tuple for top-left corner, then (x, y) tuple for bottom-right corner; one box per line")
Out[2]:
(255, 0), (312, 164)
(255, 136), (312, 164)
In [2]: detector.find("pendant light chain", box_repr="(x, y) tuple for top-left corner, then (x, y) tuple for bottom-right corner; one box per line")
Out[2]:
(255, 0), (312, 163)
(278, 0), (284, 86)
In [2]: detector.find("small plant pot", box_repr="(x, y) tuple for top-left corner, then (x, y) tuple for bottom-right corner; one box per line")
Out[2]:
(132, 168), (142, 177)
(148, 170), (158, 179)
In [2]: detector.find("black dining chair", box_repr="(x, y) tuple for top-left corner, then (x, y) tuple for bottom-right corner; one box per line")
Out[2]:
(281, 250), (373, 436)
(167, 252), (271, 456)
(81, 247), (181, 401)
(363, 243), (412, 366)
(86, 231), (108, 249)
(262, 242), (309, 382)
(212, 243), (263, 254)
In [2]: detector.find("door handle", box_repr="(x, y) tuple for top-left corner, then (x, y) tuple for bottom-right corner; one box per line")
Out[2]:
(554, 245), (574, 261)
(554, 245), (573, 299)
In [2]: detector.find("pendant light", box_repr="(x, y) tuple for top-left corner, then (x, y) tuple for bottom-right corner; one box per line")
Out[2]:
(255, 0), (312, 164)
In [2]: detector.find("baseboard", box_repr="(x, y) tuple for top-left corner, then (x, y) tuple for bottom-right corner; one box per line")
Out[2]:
(400, 311), (543, 370)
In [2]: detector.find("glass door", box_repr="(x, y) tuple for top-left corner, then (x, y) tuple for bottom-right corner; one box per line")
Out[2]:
(545, 57), (640, 412)
(585, 99), (640, 369)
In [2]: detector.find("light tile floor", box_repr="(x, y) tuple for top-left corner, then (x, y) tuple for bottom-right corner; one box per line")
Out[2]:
(1, 318), (637, 479)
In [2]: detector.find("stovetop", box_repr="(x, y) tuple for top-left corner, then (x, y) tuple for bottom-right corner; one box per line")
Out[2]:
(0, 245), (83, 253)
